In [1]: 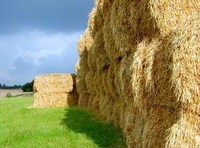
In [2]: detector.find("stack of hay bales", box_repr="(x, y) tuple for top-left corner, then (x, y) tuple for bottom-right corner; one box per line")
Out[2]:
(77, 0), (200, 147)
(32, 73), (78, 108)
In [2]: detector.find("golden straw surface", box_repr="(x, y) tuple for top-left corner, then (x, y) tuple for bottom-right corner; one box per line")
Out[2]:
(32, 73), (78, 108)
(76, 0), (200, 147)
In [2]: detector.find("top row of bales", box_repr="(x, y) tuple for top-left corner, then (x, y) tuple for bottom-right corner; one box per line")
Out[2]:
(76, 0), (200, 148)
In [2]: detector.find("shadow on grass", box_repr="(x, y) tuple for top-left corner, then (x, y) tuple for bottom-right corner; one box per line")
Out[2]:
(61, 107), (126, 148)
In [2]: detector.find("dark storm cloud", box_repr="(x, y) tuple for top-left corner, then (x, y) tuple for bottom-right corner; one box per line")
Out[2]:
(0, 0), (94, 34)
(0, 0), (94, 85)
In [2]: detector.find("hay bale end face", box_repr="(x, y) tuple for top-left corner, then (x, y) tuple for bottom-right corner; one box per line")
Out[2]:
(32, 73), (78, 108)
(77, 0), (200, 147)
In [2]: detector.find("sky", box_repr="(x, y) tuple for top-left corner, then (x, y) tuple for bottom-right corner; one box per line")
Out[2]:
(0, 0), (94, 85)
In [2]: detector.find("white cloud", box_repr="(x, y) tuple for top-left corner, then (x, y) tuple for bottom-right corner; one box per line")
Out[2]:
(0, 30), (81, 85)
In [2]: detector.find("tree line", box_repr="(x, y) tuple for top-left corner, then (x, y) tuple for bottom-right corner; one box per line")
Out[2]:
(0, 80), (34, 92)
(0, 83), (22, 89)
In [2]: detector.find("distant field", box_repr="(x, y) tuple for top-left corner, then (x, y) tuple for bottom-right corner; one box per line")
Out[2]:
(0, 96), (125, 148)
(0, 89), (32, 97)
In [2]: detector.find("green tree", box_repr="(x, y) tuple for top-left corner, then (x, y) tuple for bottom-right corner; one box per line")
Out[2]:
(22, 80), (34, 92)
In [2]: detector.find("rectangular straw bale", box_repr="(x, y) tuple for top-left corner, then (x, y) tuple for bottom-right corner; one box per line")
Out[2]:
(32, 73), (78, 108)
(34, 73), (73, 93)
(33, 92), (69, 108)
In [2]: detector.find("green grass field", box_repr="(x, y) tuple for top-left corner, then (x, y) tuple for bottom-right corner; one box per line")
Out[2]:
(0, 96), (125, 148)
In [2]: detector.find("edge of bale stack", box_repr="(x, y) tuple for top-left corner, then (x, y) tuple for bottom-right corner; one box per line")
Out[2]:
(76, 0), (200, 147)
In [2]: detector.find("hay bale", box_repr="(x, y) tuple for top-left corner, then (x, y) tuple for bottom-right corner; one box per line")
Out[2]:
(78, 91), (90, 108)
(77, 0), (200, 147)
(34, 74), (74, 93)
(32, 73), (78, 108)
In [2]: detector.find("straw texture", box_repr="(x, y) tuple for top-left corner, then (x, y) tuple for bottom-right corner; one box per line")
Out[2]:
(76, 0), (200, 147)
(32, 73), (78, 108)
